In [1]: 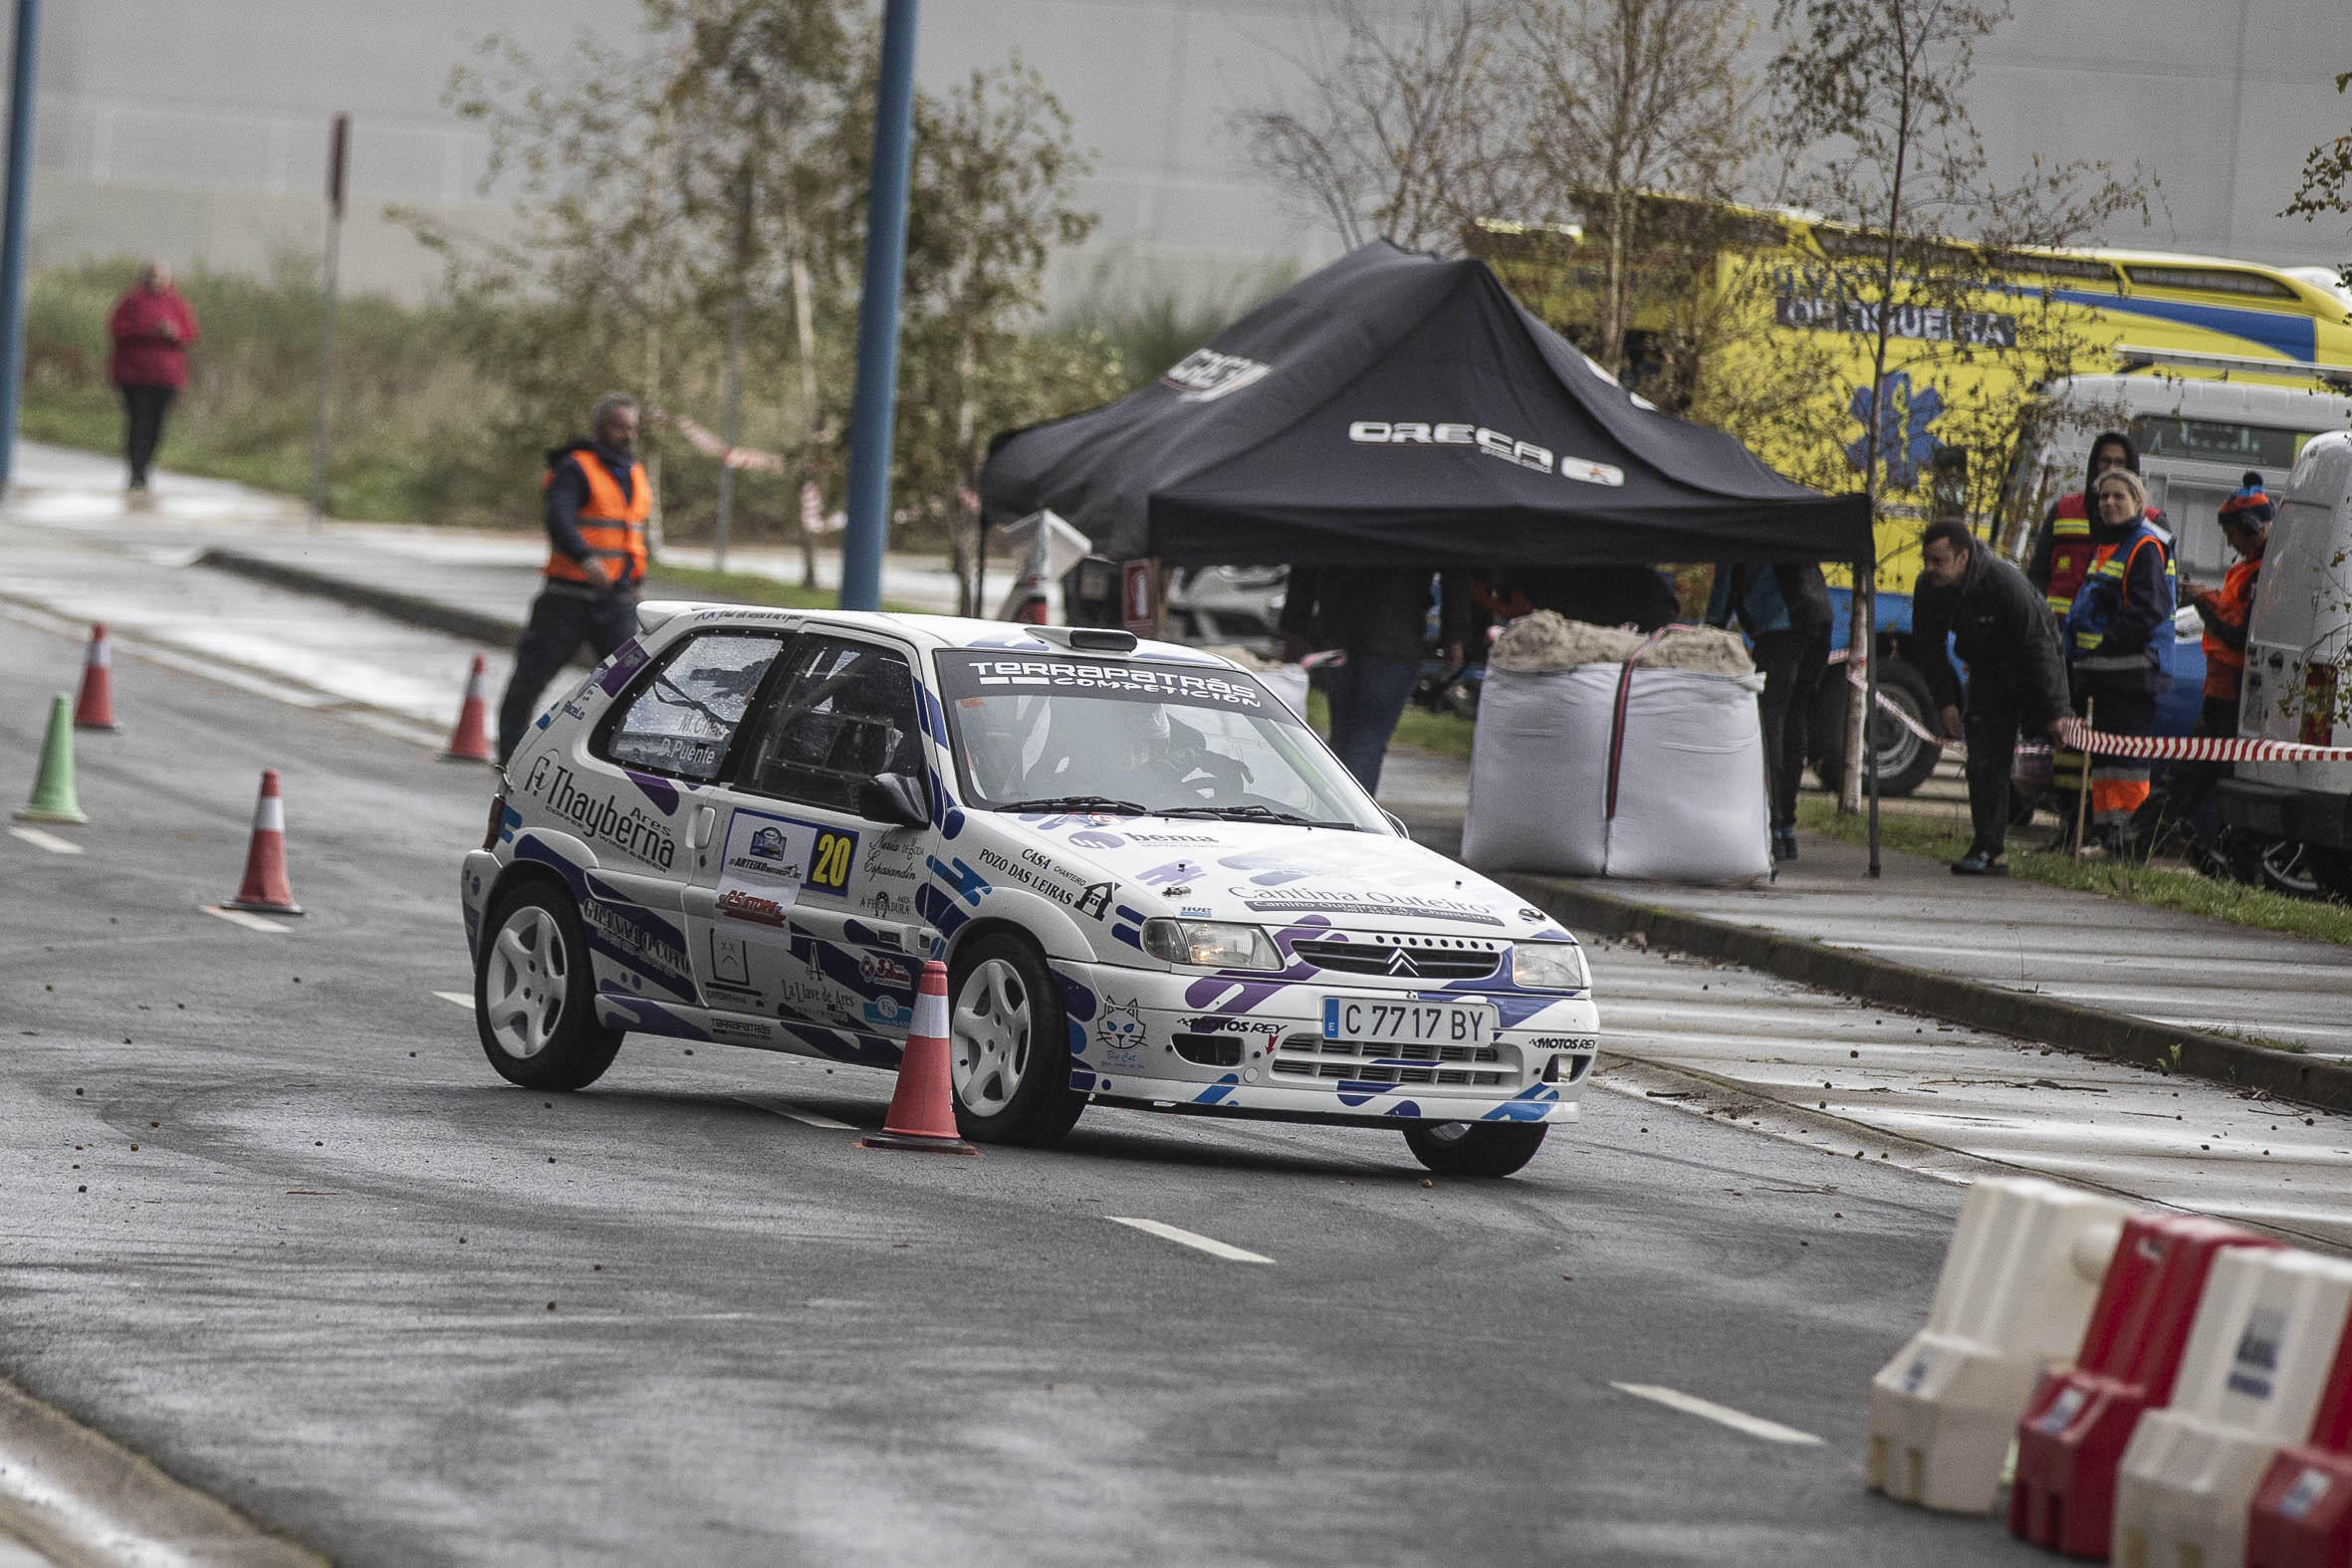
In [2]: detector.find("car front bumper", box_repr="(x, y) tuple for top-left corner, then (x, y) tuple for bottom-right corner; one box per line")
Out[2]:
(1053, 958), (1597, 1125)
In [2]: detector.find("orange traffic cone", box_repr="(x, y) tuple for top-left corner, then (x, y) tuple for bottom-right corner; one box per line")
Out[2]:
(441, 654), (495, 763)
(221, 769), (304, 916)
(858, 961), (977, 1155)
(73, 624), (118, 731)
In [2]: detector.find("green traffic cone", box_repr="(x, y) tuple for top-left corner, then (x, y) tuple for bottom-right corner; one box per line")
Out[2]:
(15, 694), (89, 824)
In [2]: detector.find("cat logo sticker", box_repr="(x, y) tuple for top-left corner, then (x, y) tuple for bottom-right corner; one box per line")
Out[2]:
(1095, 997), (1145, 1062)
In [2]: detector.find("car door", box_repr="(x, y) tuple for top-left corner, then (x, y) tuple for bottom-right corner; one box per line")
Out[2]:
(565, 626), (792, 1005)
(682, 630), (933, 1041)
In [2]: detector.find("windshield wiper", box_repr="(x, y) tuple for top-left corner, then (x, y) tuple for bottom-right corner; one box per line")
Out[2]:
(995, 795), (1152, 816)
(1158, 804), (1355, 829)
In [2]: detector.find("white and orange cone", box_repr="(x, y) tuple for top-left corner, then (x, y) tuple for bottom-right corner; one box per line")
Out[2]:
(857, 961), (977, 1155)
(441, 654), (495, 764)
(73, 623), (119, 731)
(221, 769), (304, 916)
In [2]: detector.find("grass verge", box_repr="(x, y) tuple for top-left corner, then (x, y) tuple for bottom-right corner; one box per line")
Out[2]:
(1797, 796), (2352, 949)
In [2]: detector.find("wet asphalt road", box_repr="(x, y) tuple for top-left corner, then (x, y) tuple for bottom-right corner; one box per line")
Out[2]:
(0, 611), (2063, 1566)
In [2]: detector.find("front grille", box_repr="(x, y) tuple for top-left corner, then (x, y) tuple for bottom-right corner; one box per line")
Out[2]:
(1289, 935), (1502, 980)
(1270, 1031), (1512, 1088)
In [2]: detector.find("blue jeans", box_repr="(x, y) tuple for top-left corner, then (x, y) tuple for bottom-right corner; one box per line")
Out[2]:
(1325, 655), (1420, 793)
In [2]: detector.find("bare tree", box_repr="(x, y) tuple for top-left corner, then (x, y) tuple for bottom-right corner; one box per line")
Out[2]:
(1517, 0), (1753, 374)
(1244, 1), (1540, 255)
(2284, 69), (2352, 284)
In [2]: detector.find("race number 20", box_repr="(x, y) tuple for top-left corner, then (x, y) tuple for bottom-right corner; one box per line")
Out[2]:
(807, 828), (858, 894)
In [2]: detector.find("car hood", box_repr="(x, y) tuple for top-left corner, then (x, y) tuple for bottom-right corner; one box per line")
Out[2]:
(982, 813), (1575, 941)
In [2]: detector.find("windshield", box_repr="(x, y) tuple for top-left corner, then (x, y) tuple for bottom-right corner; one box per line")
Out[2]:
(933, 650), (1387, 831)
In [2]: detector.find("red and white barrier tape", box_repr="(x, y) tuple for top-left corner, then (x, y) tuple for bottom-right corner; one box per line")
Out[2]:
(1824, 649), (2352, 762)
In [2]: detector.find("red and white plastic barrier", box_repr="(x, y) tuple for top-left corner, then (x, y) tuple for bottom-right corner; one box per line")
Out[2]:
(2010, 1215), (2280, 1556)
(2246, 1307), (2352, 1567)
(1867, 1178), (2130, 1513)
(2113, 1247), (2352, 1568)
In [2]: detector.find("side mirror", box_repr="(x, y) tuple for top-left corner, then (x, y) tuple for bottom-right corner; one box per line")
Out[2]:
(858, 772), (929, 828)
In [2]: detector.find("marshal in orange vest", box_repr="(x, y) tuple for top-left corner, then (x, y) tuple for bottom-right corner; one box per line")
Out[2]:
(543, 448), (650, 588)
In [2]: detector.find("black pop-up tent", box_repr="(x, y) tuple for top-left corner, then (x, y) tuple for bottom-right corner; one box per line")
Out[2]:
(980, 241), (1872, 567)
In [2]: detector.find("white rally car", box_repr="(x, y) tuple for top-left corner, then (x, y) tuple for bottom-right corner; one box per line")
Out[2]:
(459, 606), (1598, 1176)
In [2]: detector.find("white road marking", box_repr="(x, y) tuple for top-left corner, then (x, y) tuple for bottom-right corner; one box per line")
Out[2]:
(1105, 1216), (1275, 1264)
(1610, 1383), (1824, 1446)
(432, 991), (473, 1009)
(736, 1094), (858, 1131)
(7, 825), (82, 854)
(199, 905), (289, 933)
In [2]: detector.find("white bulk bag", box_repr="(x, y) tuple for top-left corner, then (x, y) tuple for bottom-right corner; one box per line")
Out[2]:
(1462, 662), (1770, 884)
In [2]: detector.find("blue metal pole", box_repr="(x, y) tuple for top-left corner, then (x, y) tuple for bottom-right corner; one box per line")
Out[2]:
(839, 0), (919, 612)
(0, 0), (41, 493)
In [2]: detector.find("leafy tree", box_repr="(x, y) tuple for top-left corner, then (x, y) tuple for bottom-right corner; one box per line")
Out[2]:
(895, 57), (1120, 608)
(1767, 0), (2141, 810)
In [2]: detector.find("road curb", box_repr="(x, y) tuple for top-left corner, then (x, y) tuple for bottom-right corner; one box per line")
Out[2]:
(197, 548), (526, 648)
(0, 1376), (321, 1566)
(1498, 871), (2352, 1117)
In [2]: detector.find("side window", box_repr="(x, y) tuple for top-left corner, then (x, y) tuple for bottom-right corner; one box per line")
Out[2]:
(598, 632), (785, 782)
(735, 636), (925, 814)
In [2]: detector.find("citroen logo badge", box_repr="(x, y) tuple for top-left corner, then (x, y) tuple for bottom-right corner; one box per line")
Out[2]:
(1385, 946), (1418, 977)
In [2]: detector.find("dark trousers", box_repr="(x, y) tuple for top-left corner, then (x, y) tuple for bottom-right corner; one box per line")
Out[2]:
(1962, 696), (2024, 859)
(2134, 695), (2236, 851)
(497, 587), (638, 766)
(1753, 627), (1829, 830)
(118, 382), (175, 487)
(1325, 654), (1421, 793)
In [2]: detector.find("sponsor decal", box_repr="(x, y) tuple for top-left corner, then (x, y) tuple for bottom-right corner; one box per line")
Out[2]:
(1095, 997), (1147, 1061)
(1126, 831), (1218, 845)
(1518, 906), (1544, 920)
(1179, 905), (1213, 918)
(1529, 1035), (1600, 1050)
(708, 931), (753, 987)
(935, 651), (1287, 718)
(1074, 880), (1114, 919)
(1179, 1015), (1281, 1037)
(577, 898), (691, 984)
(1233, 886), (1504, 926)
(1158, 345), (1272, 402)
(524, 758), (677, 868)
(863, 889), (913, 919)
(862, 843), (921, 882)
(1346, 419), (1625, 487)
(860, 953), (916, 989)
(862, 996), (907, 1027)
(709, 1014), (778, 1044)
(718, 809), (860, 917)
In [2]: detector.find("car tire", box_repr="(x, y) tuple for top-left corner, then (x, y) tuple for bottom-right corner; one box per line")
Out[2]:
(474, 881), (623, 1091)
(947, 932), (1085, 1147)
(1811, 658), (1942, 798)
(1401, 1120), (1548, 1178)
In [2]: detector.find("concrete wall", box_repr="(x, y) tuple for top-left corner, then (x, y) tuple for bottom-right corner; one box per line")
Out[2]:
(15, 0), (2351, 309)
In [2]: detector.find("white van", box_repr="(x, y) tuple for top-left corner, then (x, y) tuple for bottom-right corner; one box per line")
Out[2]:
(2016, 374), (2352, 581)
(2217, 429), (2352, 894)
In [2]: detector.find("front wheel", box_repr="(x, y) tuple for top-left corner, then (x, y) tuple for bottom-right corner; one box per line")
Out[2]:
(1402, 1120), (1548, 1178)
(475, 881), (623, 1090)
(947, 933), (1085, 1146)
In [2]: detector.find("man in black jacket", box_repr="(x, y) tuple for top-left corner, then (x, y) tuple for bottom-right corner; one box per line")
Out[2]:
(1909, 520), (2073, 875)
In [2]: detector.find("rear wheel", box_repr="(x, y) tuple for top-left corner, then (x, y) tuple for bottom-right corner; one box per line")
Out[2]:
(947, 933), (1085, 1146)
(1402, 1120), (1548, 1178)
(1811, 657), (1942, 798)
(475, 881), (622, 1090)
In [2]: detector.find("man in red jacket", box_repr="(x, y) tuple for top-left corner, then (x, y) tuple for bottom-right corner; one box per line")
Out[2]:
(107, 261), (199, 492)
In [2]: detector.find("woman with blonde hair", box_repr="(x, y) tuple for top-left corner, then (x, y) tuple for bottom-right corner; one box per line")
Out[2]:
(2057, 465), (2175, 852)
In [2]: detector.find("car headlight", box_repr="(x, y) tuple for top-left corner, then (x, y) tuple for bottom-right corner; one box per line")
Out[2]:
(1511, 941), (1588, 991)
(1140, 918), (1284, 972)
